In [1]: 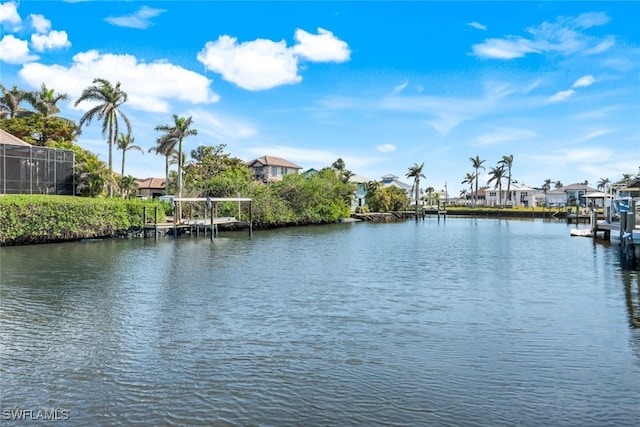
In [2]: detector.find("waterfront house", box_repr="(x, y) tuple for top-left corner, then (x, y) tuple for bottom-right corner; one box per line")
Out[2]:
(381, 174), (415, 204)
(349, 173), (370, 211)
(485, 182), (537, 207)
(545, 183), (599, 207)
(136, 177), (166, 199)
(247, 155), (302, 182)
(0, 128), (74, 195)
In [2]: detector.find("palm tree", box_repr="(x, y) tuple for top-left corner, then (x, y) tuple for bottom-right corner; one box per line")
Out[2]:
(461, 172), (476, 204)
(116, 132), (143, 197)
(154, 115), (197, 199)
(597, 177), (610, 193)
(149, 137), (177, 194)
(470, 155), (485, 207)
(621, 173), (633, 185)
(542, 179), (551, 206)
(332, 158), (345, 173)
(74, 78), (131, 197)
(119, 175), (139, 199)
(487, 165), (505, 207)
(499, 154), (514, 205)
(406, 162), (425, 217)
(0, 84), (29, 118)
(26, 83), (68, 118)
(554, 180), (563, 189)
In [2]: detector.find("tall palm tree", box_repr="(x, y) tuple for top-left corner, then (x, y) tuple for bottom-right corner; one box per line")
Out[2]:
(406, 162), (425, 218)
(0, 84), (29, 118)
(554, 180), (563, 189)
(542, 178), (552, 206)
(499, 154), (514, 205)
(487, 165), (505, 207)
(149, 136), (177, 193)
(470, 155), (485, 207)
(462, 172), (476, 204)
(26, 83), (69, 118)
(332, 158), (345, 173)
(597, 177), (610, 193)
(116, 132), (143, 197)
(154, 115), (197, 199)
(74, 78), (131, 197)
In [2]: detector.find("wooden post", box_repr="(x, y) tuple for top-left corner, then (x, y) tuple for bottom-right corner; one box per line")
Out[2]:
(173, 200), (177, 237)
(210, 204), (214, 241)
(143, 206), (147, 238)
(249, 200), (253, 238)
(154, 206), (158, 240)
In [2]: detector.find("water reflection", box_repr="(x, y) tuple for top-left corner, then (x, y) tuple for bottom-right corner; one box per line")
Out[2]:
(2, 220), (640, 425)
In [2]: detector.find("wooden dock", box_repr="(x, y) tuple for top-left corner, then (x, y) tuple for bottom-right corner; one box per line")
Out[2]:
(142, 196), (253, 240)
(587, 208), (640, 265)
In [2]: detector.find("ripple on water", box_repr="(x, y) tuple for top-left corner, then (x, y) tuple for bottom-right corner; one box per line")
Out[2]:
(1, 221), (639, 426)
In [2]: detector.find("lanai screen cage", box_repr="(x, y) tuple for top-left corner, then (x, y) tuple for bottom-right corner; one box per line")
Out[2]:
(0, 143), (75, 195)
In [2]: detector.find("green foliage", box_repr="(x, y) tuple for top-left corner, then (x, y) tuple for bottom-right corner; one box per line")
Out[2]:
(366, 185), (409, 212)
(0, 195), (165, 245)
(0, 115), (80, 145)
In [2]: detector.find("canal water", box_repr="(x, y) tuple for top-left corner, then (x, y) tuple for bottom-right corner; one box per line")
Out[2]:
(1, 218), (639, 426)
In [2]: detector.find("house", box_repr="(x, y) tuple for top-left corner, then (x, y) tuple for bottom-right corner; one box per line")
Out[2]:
(381, 174), (415, 203)
(247, 155), (302, 182)
(0, 128), (74, 195)
(136, 177), (166, 199)
(545, 183), (599, 207)
(304, 168), (319, 179)
(349, 173), (370, 211)
(485, 182), (537, 207)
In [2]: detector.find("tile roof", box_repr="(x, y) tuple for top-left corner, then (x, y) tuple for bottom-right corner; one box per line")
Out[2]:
(247, 155), (302, 169)
(136, 177), (166, 189)
(0, 129), (31, 146)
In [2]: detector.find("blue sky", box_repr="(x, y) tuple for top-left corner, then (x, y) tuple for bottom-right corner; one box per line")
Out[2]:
(1, 1), (639, 195)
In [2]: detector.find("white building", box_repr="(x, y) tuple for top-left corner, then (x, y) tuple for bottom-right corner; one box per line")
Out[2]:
(485, 182), (537, 207)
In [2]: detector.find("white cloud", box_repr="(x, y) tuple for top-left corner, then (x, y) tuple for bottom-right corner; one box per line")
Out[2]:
(390, 81), (408, 95)
(105, 6), (165, 29)
(198, 28), (350, 91)
(472, 37), (540, 59)
(292, 28), (350, 62)
(572, 12), (610, 29)
(31, 30), (70, 52)
(187, 109), (257, 141)
(584, 37), (615, 55)
(198, 35), (300, 91)
(19, 50), (219, 113)
(0, 34), (37, 64)
(472, 13), (614, 60)
(576, 128), (613, 142)
(468, 22), (487, 31)
(547, 89), (575, 103)
(0, 1), (21, 30)
(29, 14), (50, 33)
(377, 144), (396, 153)
(572, 75), (595, 88)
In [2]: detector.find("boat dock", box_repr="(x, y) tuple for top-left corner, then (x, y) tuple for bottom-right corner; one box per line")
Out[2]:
(142, 197), (253, 240)
(580, 202), (640, 265)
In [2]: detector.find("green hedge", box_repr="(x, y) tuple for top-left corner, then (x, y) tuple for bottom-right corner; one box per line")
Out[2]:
(0, 195), (165, 245)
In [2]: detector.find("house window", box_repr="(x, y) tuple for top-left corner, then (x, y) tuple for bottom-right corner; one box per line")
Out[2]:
(271, 166), (278, 176)
(281, 167), (287, 175)
(489, 192), (496, 197)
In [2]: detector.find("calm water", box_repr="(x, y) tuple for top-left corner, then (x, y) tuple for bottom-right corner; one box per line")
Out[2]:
(1, 218), (639, 426)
